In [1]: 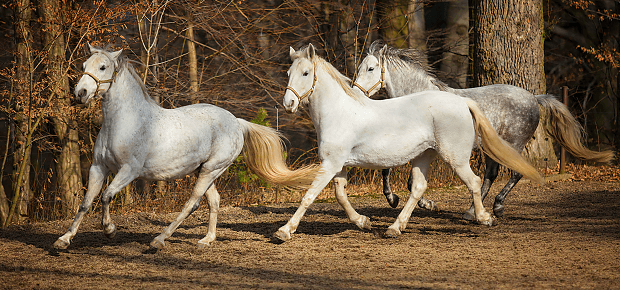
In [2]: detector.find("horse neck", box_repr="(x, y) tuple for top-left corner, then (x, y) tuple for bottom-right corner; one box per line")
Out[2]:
(102, 67), (157, 122)
(385, 64), (446, 97)
(309, 69), (364, 128)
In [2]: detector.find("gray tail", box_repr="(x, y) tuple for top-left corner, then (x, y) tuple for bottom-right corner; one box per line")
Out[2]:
(535, 94), (614, 163)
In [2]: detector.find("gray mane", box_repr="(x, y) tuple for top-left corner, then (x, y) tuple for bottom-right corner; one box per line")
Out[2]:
(368, 40), (450, 92)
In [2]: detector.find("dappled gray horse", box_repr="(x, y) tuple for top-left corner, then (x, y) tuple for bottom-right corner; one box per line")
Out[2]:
(54, 44), (318, 250)
(354, 40), (614, 219)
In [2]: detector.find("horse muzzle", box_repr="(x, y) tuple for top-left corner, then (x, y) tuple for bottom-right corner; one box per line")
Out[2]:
(283, 91), (300, 113)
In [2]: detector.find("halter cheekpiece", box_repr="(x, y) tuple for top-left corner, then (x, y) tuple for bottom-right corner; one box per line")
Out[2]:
(81, 53), (118, 97)
(285, 69), (317, 101)
(352, 57), (385, 97)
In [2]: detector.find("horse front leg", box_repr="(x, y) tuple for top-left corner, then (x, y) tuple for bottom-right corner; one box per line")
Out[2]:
(400, 168), (436, 211)
(100, 166), (139, 239)
(53, 164), (109, 249)
(382, 168), (400, 208)
(334, 170), (371, 230)
(274, 164), (339, 242)
(385, 150), (435, 238)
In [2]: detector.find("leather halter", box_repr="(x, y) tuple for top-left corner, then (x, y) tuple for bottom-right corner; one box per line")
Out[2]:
(285, 69), (317, 101)
(81, 54), (118, 97)
(352, 57), (385, 97)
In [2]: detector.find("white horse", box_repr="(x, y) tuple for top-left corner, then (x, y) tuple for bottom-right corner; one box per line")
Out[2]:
(352, 40), (614, 218)
(53, 44), (318, 250)
(275, 44), (543, 241)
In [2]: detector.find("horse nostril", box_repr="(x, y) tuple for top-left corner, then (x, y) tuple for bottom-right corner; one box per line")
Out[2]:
(77, 88), (86, 98)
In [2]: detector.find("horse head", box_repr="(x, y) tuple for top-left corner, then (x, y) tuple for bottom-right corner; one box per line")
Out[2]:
(74, 43), (123, 104)
(283, 44), (317, 113)
(352, 43), (387, 97)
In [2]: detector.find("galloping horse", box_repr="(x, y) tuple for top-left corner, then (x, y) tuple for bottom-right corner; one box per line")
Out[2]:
(353, 40), (614, 218)
(276, 44), (543, 241)
(53, 44), (318, 250)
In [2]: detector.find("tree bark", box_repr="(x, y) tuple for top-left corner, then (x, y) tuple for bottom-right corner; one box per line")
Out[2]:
(407, 0), (426, 51)
(9, 0), (34, 225)
(40, 0), (83, 217)
(187, 22), (199, 102)
(380, 0), (409, 49)
(338, 0), (357, 74)
(471, 0), (556, 167)
(440, 0), (468, 88)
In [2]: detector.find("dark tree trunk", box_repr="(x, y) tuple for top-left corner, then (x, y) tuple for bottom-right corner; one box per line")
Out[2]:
(40, 0), (83, 217)
(471, 0), (556, 167)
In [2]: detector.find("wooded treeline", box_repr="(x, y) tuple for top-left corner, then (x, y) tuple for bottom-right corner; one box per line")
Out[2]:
(0, 0), (617, 226)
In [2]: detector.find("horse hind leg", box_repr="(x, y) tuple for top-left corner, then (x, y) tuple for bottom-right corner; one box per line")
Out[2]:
(334, 170), (371, 230)
(493, 170), (522, 217)
(197, 185), (220, 248)
(452, 163), (496, 226)
(464, 156), (499, 221)
(274, 163), (340, 242)
(150, 166), (225, 249)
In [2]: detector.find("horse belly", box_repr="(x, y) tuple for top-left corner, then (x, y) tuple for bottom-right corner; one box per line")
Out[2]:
(345, 139), (432, 169)
(141, 114), (244, 180)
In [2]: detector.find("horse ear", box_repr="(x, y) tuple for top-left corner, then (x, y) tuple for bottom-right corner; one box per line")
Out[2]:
(87, 42), (96, 54)
(289, 46), (298, 60)
(307, 43), (316, 59)
(109, 49), (123, 60)
(379, 44), (388, 55)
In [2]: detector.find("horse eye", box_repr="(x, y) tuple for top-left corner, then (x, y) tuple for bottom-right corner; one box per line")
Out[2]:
(303, 71), (309, 77)
(100, 65), (106, 71)
(368, 67), (374, 72)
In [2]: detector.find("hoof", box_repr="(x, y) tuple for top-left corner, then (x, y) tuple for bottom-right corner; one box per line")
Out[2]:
(493, 205), (505, 217)
(386, 193), (400, 208)
(272, 230), (291, 243)
(463, 209), (476, 221)
(197, 237), (214, 249)
(150, 237), (165, 249)
(357, 215), (372, 231)
(53, 238), (70, 250)
(419, 199), (438, 211)
(478, 215), (497, 227)
(103, 224), (116, 239)
(384, 228), (401, 238)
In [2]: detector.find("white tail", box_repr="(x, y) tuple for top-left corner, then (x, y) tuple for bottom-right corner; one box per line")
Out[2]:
(463, 99), (544, 184)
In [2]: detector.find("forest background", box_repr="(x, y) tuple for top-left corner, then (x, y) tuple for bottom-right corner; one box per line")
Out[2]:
(0, 0), (617, 227)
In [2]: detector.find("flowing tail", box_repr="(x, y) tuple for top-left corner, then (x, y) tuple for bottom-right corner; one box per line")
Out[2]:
(536, 94), (615, 163)
(463, 99), (545, 184)
(237, 119), (320, 189)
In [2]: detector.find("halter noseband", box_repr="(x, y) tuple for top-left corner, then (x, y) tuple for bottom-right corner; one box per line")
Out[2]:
(285, 69), (317, 101)
(81, 54), (118, 97)
(352, 56), (385, 97)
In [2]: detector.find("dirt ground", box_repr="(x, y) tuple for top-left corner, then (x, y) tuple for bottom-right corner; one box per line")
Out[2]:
(1, 179), (619, 289)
